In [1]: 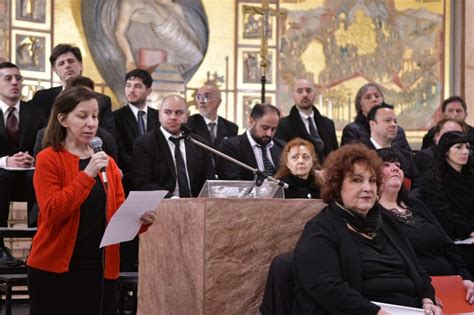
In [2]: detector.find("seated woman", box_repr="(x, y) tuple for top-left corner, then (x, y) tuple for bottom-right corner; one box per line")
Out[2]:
(292, 144), (440, 314)
(274, 138), (321, 199)
(341, 83), (411, 151)
(419, 131), (474, 274)
(378, 148), (474, 302)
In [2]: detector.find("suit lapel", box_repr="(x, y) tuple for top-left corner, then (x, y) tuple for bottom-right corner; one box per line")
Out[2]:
(18, 102), (30, 146)
(196, 115), (211, 143)
(184, 139), (195, 191)
(0, 109), (5, 137)
(123, 106), (140, 137)
(241, 134), (258, 168)
(270, 141), (281, 169)
(147, 108), (158, 131)
(157, 129), (176, 181)
(216, 117), (226, 144)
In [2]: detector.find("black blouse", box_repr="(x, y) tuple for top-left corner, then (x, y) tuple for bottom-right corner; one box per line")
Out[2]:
(69, 158), (106, 271)
(353, 230), (418, 308)
(280, 174), (320, 199)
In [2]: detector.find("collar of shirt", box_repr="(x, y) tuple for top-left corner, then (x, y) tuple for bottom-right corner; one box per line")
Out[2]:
(202, 115), (218, 127)
(0, 100), (20, 123)
(298, 109), (316, 134)
(370, 137), (387, 149)
(245, 129), (274, 150)
(128, 103), (148, 121)
(160, 126), (182, 141)
(297, 109), (314, 121)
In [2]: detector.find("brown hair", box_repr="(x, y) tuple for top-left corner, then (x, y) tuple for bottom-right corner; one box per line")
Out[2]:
(274, 138), (320, 184)
(43, 87), (98, 150)
(321, 144), (383, 203)
(433, 117), (468, 136)
(354, 82), (384, 114)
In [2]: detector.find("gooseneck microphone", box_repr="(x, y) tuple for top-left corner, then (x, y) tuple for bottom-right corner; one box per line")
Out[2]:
(180, 124), (289, 189)
(88, 137), (108, 185)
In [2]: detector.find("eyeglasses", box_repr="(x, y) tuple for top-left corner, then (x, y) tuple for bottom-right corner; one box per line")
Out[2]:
(196, 93), (217, 102)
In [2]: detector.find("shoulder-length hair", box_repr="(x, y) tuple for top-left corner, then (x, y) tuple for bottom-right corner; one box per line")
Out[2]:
(43, 87), (98, 150)
(274, 137), (320, 184)
(321, 144), (383, 203)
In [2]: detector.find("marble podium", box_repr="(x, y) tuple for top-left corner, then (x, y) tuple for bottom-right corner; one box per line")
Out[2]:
(138, 198), (326, 314)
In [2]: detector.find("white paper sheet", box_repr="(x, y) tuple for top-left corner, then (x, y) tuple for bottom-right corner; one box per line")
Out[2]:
(373, 302), (425, 314)
(99, 190), (167, 248)
(454, 237), (474, 245)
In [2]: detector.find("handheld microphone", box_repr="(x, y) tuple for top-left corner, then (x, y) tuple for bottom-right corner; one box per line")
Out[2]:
(88, 137), (108, 185)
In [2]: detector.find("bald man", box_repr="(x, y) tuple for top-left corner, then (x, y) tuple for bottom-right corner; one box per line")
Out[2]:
(276, 79), (338, 161)
(129, 95), (215, 198)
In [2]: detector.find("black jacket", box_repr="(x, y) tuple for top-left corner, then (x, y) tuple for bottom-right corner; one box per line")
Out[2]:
(292, 203), (435, 314)
(341, 112), (412, 152)
(276, 106), (338, 160)
(29, 86), (116, 135)
(113, 105), (160, 173)
(130, 128), (215, 198)
(216, 133), (285, 180)
(421, 124), (474, 150)
(0, 101), (46, 157)
(413, 145), (437, 178)
(186, 114), (238, 149)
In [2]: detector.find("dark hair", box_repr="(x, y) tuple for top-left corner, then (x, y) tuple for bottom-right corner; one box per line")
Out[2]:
(441, 96), (467, 113)
(49, 43), (82, 66)
(43, 87), (98, 150)
(125, 69), (153, 88)
(354, 83), (384, 114)
(66, 76), (94, 90)
(367, 103), (394, 122)
(431, 131), (472, 182)
(321, 144), (383, 204)
(250, 103), (280, 120)
(274, 137), (320, 184)
(0, 62), (19, 70)
(376, 148), (411, 207)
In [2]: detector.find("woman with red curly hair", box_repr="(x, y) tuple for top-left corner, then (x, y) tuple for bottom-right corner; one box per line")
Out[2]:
(292, 144), (440, 314)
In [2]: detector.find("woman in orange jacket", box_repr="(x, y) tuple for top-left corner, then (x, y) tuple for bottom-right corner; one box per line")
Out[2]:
(28, 86), (156, 315)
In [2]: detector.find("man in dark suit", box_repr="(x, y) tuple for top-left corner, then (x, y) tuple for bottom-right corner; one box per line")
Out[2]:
(367, 104), (420, 189)
(421, 96), (474, 149)
(114, 69), (161, 272)
(187, 84), (238, 148)
(217, 103), (285, 180)
(276, 79), (338, 161)
(114, 69), (160, 190)
(33, 76), (118, 161)
(0, 62), (46, 266)
(28, 43), (115, 134)
(130, 95), (214, 198)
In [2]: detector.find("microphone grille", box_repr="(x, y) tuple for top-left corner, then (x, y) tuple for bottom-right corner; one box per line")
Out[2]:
(89, 137), (103, 151)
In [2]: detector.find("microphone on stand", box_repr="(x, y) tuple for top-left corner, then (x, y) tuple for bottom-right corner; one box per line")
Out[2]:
(88, 136), (108, 186)
(180, 124), (288, 189)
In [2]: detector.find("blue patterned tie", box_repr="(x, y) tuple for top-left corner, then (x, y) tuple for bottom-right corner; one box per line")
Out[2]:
(137, 111), (146, 136)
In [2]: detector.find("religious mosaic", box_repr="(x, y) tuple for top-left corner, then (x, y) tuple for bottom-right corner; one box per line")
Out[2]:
(278, 0), (447, 130)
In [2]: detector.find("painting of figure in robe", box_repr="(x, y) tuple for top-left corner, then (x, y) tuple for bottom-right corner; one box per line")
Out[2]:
(82, 0), (209, 102)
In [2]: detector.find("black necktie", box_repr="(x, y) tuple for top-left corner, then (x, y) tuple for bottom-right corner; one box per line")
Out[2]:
(208, 122), (216, 145)
(169, 137), (191, 197)
(6, 107), (19, 145)
(259, 144), (275, 176)
(137, 111), (146, 136)
(307, 117), (325, 155)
